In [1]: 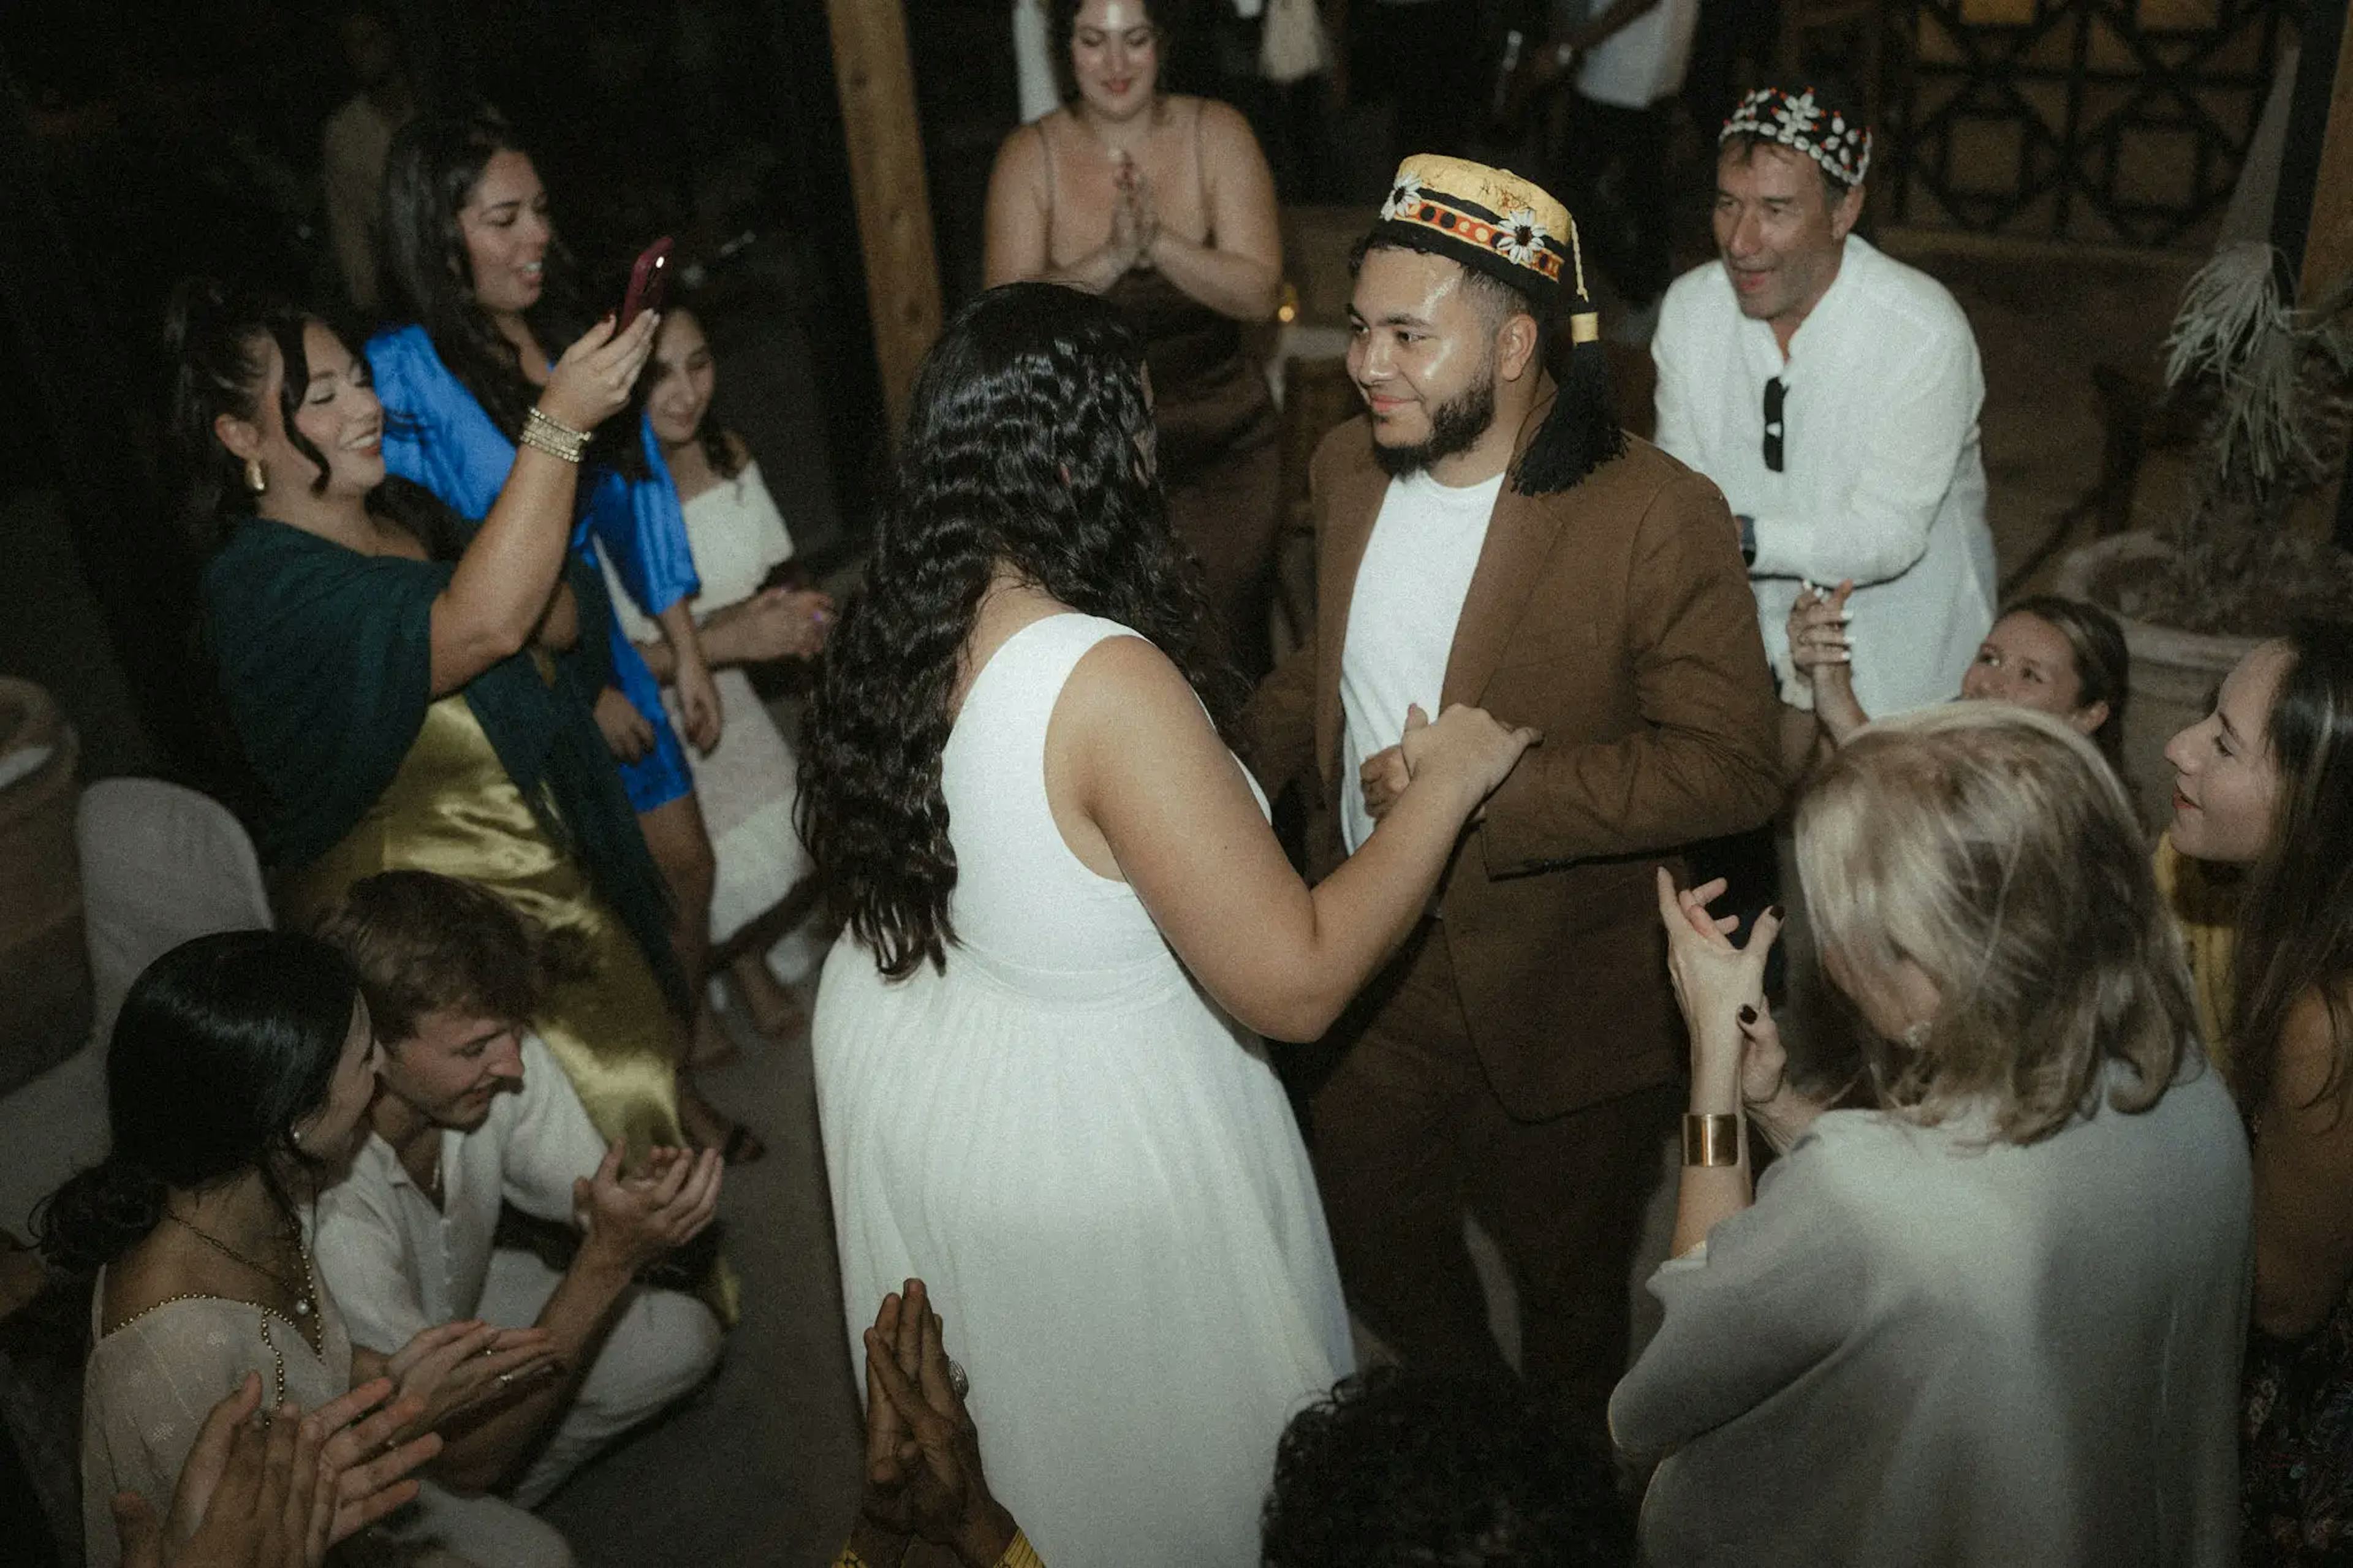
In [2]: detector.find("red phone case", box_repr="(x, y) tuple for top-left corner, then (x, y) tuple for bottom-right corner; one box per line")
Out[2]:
(620, 237), (674, 330)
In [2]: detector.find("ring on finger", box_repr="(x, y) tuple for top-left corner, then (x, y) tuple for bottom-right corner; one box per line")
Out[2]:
(947, 1357), (970, 1400)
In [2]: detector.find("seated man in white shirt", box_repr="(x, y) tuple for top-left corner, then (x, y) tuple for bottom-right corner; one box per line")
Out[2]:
(1653, 83), (1997, 760)
(311, 870), (726, 1513)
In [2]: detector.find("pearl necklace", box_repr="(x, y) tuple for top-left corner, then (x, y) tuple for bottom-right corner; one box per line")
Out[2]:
(167, 1214), (317, 1321)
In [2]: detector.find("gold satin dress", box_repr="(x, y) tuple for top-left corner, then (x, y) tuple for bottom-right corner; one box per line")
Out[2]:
(276, 691), (687, 1155)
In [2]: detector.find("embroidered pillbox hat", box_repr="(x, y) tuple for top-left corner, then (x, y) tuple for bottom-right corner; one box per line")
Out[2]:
(1363, 153), (1623, 495)
(1373, 154), (1599, 346)
(1721, 85), (1873, 187)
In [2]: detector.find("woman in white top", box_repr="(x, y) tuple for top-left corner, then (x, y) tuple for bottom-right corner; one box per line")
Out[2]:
(43, 931), (570, 1568)
(615, 306), (832, 1048)
(1616, 704), (2251, 1566)
(800, 282), (1536, 1567)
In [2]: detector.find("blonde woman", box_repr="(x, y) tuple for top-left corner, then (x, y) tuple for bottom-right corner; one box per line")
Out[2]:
(1615, 705), (2249, 1566)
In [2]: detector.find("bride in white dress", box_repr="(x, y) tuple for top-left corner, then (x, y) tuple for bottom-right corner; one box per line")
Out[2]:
(801, 282), (1536, 1566)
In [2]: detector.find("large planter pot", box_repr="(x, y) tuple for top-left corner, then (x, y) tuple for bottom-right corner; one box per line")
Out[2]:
(2055, 532), (2263, 828)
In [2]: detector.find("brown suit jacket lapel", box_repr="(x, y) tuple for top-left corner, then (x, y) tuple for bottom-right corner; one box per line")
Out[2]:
(1313, 446), (1390, 792)
(1442, 380), (1565, 708)
(1312, 377), (1565, 783)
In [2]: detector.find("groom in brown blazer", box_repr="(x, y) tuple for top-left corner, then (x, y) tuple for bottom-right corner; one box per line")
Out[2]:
(1244, 156), (1783, 1441)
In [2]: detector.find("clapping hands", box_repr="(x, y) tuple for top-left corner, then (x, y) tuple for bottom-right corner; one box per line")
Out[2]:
(1656, 870), (1785, 1107)
(116, 1371), (442, 1568)
(574, 1140), (724, 1276)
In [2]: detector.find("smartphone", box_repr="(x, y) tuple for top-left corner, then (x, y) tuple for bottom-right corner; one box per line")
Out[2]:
(619, 237), (674, 331)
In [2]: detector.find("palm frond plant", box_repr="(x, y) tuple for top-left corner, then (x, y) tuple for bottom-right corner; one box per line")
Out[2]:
(2107, 243), (2353, 634)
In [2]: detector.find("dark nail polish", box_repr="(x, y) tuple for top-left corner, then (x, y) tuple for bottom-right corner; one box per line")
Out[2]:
(1767, 905), (1785, 921)
(1738, 1004), (1757, 1025)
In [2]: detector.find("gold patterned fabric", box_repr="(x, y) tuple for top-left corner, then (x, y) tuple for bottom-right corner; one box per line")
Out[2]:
(276, 692), (686, 1155)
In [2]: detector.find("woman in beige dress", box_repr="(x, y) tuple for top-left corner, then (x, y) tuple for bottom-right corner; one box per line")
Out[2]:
(984, 0), (1285, 674)
(42, 932), (570, 1567)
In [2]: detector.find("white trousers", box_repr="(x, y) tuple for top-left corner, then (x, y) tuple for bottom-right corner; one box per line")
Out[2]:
(476, 1245), (726, 1507)
(399, 1480), (577, 1568)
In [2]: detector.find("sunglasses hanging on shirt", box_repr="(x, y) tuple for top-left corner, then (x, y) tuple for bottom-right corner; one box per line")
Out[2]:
(1762, 376), (1786, 473)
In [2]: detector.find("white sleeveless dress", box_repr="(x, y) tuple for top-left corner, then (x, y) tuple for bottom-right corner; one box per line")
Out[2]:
(814, 613), (1351, 1567)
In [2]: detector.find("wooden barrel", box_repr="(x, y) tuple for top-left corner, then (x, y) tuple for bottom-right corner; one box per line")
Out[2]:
(0, 678), (88, 1093)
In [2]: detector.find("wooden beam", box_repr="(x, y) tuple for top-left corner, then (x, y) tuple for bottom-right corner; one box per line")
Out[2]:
(826, 0), (944, 442)
(2280, 0), (2353, 301)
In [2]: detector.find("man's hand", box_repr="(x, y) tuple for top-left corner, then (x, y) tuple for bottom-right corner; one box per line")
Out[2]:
(593, 686), (656, 762)
(1358, 744), (1411, 821)
(573, 1140), (724, 1276)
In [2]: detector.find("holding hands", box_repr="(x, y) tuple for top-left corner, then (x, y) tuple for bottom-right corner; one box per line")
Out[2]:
(1788, 580), (1870, 744)
(1786, 580), (1855, 685)
(573, 1140), (724, 1276)
(1363, 702), (1541, 823)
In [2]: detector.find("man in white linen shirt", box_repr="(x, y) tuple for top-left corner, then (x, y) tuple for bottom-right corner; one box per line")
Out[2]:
(313, 871), (725, 1511)
(1653, 83), (1996, 739)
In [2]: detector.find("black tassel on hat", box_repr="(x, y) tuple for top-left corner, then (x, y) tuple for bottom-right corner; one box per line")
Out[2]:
(1514, 308), (1626, 497)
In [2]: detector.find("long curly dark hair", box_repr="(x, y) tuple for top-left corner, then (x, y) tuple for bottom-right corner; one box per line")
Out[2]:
(378, 107), (645, 478)
(799, 281), (1245, 979)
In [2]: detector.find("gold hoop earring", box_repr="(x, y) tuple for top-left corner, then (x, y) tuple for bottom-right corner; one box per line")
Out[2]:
(244, 457), (268, 496)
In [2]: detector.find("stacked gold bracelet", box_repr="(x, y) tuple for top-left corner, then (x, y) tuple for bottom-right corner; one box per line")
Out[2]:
(1681, 1112), (1741, 1168)
(519, 405), (590, 464)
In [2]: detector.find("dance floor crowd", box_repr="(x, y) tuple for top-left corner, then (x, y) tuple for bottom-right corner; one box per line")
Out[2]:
(20, 4), (2353, 1566)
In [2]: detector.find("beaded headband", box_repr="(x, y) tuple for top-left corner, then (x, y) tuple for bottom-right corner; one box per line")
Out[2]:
(1721, 86), (1873, 188)
(1373, 154), (1594, 338)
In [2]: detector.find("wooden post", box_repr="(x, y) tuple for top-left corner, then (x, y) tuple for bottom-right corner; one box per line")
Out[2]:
(826, 0), (944, 442)
(2278, 0), (2353, 303)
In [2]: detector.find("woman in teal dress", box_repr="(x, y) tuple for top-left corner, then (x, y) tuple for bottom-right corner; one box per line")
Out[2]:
(174, 276), (700, 1172)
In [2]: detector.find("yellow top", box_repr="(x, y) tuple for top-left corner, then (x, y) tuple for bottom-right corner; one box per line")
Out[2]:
(2154, 828), (2242, 1078)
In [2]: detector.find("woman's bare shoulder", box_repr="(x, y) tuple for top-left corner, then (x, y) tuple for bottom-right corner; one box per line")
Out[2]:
(1061, 631), (1214, 743)
(2270, 985), (2353, 1127)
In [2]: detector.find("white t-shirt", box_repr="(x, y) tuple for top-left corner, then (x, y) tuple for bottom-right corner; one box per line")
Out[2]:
(1651, 236), (1996, 719)
(1339, 468), (1507, 854)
